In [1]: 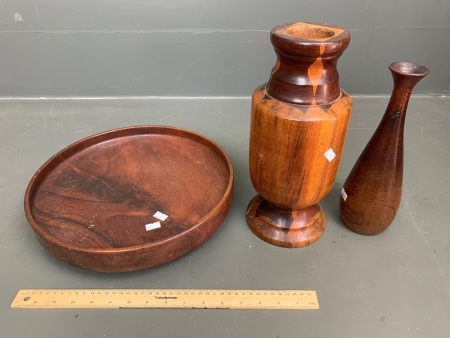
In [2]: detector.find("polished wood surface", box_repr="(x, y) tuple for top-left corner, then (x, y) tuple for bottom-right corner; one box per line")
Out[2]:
(340, 62), (429, 235)
(24, 126), (233, 272)
(247, 22), (352, 247)
(267, 22), (350, 106)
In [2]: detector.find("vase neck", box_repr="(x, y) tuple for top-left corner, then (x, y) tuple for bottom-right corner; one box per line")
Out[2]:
(266, 22), (350, 105)
(385, 62), (430, 120)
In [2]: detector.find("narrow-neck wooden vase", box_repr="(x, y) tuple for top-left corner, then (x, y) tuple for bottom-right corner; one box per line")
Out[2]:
(340, 62), (430, 235)
(246, 22), (352, 247)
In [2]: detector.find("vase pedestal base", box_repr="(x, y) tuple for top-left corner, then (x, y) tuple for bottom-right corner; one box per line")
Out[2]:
(246, 195), (326, 248)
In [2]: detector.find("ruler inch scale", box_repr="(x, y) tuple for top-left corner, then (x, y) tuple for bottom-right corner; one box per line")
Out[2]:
(11, 289), (319, 310)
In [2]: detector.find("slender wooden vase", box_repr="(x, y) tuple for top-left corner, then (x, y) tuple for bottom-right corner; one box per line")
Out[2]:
(246, 22), (352, 247)
(340, 62), (430, 235)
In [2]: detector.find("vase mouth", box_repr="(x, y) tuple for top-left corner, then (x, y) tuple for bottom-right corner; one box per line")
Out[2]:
(272, 22), (349, 44)
(390, 62), (430, 77)
(281, 23), (336, 40)
(270, 22), (350, 58)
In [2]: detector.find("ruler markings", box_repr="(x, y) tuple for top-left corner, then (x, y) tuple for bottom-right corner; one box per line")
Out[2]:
(11, 289), (319, 310)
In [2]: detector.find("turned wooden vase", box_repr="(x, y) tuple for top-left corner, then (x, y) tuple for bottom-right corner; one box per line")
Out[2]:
(340, 62), (430, 235)
(246, 22), (352, 247)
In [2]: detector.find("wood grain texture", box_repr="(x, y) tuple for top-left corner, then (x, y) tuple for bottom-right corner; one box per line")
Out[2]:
(340, 62), (429, 235)
(24, 126), (233, 272)
(247, 22), (352, 247)
(267, 22), (350, 105)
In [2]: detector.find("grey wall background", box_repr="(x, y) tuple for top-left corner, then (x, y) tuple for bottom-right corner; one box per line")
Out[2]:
(0, 0), (448, 98)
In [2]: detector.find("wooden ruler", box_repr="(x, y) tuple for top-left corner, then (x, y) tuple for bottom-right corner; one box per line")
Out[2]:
(11, 289), (319, 310)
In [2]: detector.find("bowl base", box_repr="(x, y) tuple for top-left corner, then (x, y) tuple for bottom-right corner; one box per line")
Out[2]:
(246, 195), (326, 248)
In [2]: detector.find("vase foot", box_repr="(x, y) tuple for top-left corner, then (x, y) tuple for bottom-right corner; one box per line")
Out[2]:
(246, 195), (326, 248)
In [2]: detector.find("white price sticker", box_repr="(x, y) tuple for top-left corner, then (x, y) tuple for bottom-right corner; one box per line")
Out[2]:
(324, 148), (336, 162)
(145, 221), (161, 231)
(341, 188), (348, 201)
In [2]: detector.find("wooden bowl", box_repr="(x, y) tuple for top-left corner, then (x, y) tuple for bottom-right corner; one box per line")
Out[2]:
(24, 126), (233, 272)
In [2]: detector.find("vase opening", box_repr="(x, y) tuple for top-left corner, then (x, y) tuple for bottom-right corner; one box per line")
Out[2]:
(390, 62), (430, 77)
(284, 24), (335, 39)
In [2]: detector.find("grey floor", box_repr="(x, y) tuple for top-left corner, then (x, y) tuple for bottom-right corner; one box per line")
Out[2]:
(1, 96), (449, 337)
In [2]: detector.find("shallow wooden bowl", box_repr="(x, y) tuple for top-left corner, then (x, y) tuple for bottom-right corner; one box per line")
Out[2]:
(24, 126), (233, 272)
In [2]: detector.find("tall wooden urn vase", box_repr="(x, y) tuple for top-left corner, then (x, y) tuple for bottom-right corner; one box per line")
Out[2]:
(246, 22), (352, 247)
